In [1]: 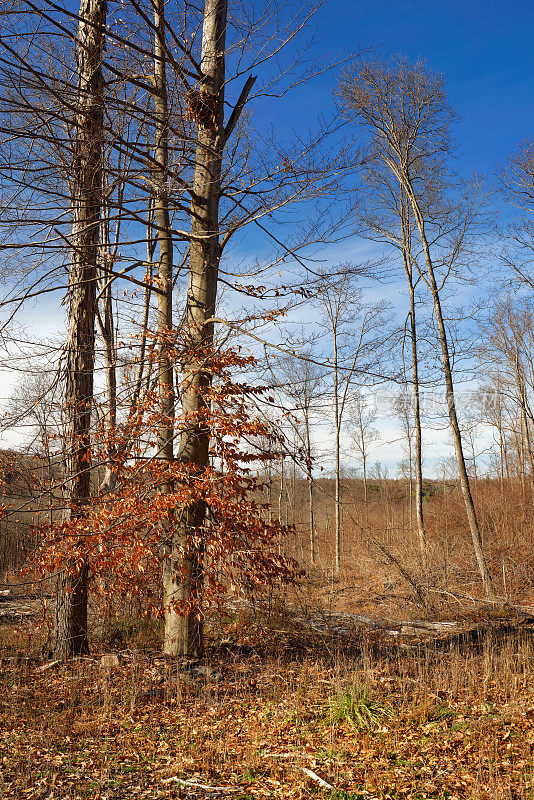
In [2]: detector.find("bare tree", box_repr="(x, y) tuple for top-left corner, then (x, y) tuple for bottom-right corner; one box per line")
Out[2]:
(268, 350), (325, 564)
(499, 140), (534, 298)
(317, 269), (387, 572)
(44, 0), (106, 657)
(340, 57), (494, 596)
(161, 0), (348, 653)
(348, 390), (379, 516)
(348, 116), (430, 563)
(479, 297), (534, 499)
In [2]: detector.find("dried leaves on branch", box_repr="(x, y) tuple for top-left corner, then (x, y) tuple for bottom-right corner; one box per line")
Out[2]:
(22, 347), (298, 620)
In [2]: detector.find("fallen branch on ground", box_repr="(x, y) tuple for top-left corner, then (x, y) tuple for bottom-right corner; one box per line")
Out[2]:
(302, 767), (334, 790)
(160, 775), (239, 792)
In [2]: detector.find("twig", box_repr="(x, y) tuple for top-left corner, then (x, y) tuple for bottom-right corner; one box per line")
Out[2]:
(427, 587), (534, 615)
(160, 776), (239, 792)
(302, 767), (334, 790)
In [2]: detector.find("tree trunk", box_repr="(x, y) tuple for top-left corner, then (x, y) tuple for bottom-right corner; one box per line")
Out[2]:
(55, 0), (106, 659)
(304, 417), (316, 565)
(164, 0), (228, 656)
(278, 455), (284, 523)
(514, 362), (534, 500)
(522, 410), (534, 499)
(266, 459), (273, 524)
(308, 474), (316, 564)
(127, 204), (154, 444)
(148, 0), (183, 656)
(333, 330), (342, 573)
(362, 450), (368, 506)
(409, 198), (494, 596)
(97, 223), (117, 493)
(334, 409), (341, 573)
(399, 193), (426, 565)
(408, 285), (426, 565)
(359, 414), (369, 531)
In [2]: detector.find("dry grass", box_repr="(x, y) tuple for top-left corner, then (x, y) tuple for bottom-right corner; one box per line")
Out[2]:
(283, 477), (534, 617)
(2, 476), (534, 798)
(1, 614), (534, 800)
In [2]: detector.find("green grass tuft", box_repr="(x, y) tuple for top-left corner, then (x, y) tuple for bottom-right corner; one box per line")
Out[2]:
(328, 682), (392, 730)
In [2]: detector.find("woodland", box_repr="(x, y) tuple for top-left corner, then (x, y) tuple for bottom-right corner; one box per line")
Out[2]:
(1, 0), (534, 798)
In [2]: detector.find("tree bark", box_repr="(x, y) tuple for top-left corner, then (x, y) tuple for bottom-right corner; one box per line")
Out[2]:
(303, 414), (316, 565)
(55, 0), (106, 659)
(164, 0), (228, 656)
(149, 0), (184, 656)
(407, 267), (426, 565)
(97, 217), (117, 493)
(334, 366), (342, 573)
(278, 455), (284, 523)
(407, 191), (494, 596)
(397, 191), (426, 564)
(308, 472), (316, 564)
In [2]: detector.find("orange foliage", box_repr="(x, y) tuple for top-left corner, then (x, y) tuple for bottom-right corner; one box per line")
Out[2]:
(29, 346), (298, 616)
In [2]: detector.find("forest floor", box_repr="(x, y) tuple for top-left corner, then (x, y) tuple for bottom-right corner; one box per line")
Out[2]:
(1, 604), (534, 800)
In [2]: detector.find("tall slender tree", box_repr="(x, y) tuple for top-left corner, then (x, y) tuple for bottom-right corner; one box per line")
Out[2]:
(55, 0), (107, 657)
(163, 0), (229, 655)
(267, 351), (325, 565)
(353, 185), (427, 560)
(317, 270), (386, 572)
(340, 58), (494, 596)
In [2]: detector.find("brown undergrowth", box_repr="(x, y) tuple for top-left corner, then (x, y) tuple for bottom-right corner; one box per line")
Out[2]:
(1, 613), (534, 800)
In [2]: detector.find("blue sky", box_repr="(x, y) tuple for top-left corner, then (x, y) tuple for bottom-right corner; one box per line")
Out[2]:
(256, 0), (534, 186)
(331, 0), (533, 177)
(2, 0), (533, 475)
(241, 0), (534, 476)
(235, 0), (534, 270)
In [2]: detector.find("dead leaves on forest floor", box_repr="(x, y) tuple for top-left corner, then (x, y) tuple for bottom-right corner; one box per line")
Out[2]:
(1, 630), (534, 800)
